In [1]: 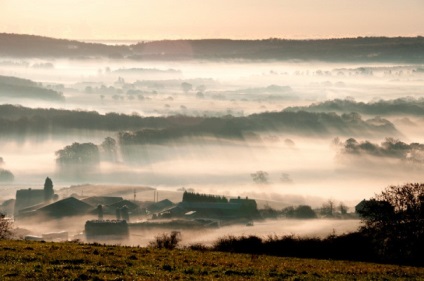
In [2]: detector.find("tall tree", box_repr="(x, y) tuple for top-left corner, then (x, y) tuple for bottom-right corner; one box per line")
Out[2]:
(358, 183), (424, 262)
(44, 177), (54, 201)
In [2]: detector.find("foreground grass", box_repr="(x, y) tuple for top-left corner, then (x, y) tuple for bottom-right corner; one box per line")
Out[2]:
(0, 240), (423, 280)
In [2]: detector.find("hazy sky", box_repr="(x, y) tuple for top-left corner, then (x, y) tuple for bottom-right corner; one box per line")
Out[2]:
(1, 0), (424, 40)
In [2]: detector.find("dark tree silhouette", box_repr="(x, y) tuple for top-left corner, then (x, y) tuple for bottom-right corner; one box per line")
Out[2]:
(321, 200), (335, 217)
(0, 213), (13, 239)
(338, 202), (348, 215)
(0, 169), (14, 182)
(358, 183), (424, 262)
(282, 205), (316, 219)
(294, 205), (317, 219)
(100, 137), (118, 162)
(181, 82), (192, 93)
(251, 171), (269, 184)
(182, 191), (228, 203)
(44, 177), (54, 201)
(55, 142), (99, 166)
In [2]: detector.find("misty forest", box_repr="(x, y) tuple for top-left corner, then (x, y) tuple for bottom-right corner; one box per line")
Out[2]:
(0, 34), (423, 268)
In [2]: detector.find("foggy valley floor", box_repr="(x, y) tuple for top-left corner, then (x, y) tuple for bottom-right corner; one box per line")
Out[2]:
(1, 36), (424, 263)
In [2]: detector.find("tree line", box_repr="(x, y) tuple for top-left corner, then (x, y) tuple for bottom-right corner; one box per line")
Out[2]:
(260, 200), (349, 220)
(335, 137), (424, 163)
(182, 192), (228, 203)
(0, 105), (398, 142)
(285, 97), (424, 117)
(3, 33), (424, 63)
(210, 183), (423, 265)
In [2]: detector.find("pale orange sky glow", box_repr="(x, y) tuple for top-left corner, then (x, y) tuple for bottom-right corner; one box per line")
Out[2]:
(1, 0), (424, 40)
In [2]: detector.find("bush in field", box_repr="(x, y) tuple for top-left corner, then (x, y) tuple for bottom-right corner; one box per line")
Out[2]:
(213, 235), (262, 254)
(0, 214), (13, 239)
(149, 231), (181, 250)
(212, 232), (377, 262)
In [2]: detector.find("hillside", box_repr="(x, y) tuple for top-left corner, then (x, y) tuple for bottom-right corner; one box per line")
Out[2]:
(1, 33), (424, 62)
(0, 240), (422, 280)
(0, 75), (64, 101)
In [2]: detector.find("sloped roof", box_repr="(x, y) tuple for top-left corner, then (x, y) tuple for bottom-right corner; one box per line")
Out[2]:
(37, 197), (92, 218)
(81, 196), (123, 207)
(18, 201), (50, 214)
(147, 199), (174, 212)
(108, 199), (139, 210)
(87, 204), (116, 216)
(1, 198), (15, 207)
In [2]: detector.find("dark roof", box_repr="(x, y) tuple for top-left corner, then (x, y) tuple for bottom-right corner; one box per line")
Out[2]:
(1, 198), (15, 207)
(147, 199), (174, 212)
(355, 199), (367, 212)
(18, 201), (50, 214)
(81, 196), (124, 207)
(37, 197), (92, 218)
(88, 204), (115, 215)
(108, 200), (139, 210)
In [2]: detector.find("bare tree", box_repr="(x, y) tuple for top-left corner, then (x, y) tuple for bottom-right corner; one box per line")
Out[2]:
(338, 202), (348, 215)
(321, 200), (335, 217)
(0, 214), (13, 239)
(251, 171), (269, 184)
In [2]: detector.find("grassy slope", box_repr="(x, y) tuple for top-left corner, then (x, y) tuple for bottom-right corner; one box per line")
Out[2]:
(0, 240), (423, 280)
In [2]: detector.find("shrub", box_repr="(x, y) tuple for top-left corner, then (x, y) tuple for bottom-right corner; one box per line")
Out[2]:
(0, 214), (13, 239)
(213, 235), (262, 254)
(188, 243), (209, 252)
(149, 231), (181, 250)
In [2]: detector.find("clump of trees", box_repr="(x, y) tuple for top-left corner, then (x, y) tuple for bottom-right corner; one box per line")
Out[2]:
(250, 171), (269, 184)
(182, 192), (228, 203)
(55, 142), (100, 166)
(0, 157), (14, 182)
(286, 97), (424, 117)
(55, 137), (118, 167)
(262, 203), (349, 220)
(336, 137), (424, 164)
(357, 183), (424, 263)
(0, 169), (14, 182)
(282, 205), (317, 219)
(100, 137), (118, 162)
(55, 138), (117, 178)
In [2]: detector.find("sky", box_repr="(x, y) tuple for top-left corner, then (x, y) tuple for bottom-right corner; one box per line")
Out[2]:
(1, 0), (424, 41)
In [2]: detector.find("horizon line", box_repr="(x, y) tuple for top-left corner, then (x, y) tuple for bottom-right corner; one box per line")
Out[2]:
(2, 32), (424, 45)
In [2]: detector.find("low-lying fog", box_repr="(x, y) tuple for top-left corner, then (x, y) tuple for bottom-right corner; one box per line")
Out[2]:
(16, 215), (360, 248)
(1, 56), (424, 240)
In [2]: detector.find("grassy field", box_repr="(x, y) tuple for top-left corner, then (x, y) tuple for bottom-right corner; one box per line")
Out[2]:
(0, 240), (423, 280)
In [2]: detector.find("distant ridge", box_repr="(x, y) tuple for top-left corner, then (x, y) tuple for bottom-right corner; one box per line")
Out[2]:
(1, 33), (424, 62)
